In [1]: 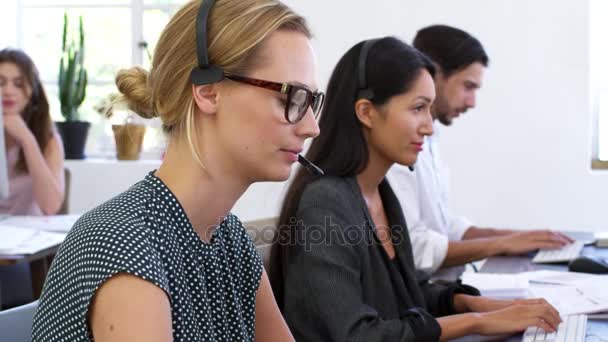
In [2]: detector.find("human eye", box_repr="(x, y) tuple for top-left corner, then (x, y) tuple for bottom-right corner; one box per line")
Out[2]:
(412, 103), (426, 113)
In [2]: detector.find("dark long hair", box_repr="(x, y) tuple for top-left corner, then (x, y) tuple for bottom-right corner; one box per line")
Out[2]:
(0, 48), (53, 173)
(269, 36), (435, 308)
(413, 25), (489, 77)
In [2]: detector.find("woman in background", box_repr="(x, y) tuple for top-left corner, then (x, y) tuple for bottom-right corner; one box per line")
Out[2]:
(0, 48), (65, 215)
(271, 37), (561, 341)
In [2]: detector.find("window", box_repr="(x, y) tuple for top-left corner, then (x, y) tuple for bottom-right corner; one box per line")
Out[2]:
(591, 0), (608, 166)
(17, 0), (186, 158)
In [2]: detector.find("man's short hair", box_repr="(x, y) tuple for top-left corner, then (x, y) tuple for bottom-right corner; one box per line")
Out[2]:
(413, 25), (489, 77)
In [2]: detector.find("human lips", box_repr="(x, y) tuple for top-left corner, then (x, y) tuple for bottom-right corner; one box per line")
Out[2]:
(411, 142), (423, 152)
(2, 99), (16, 108)
(280, 148), (303, 162)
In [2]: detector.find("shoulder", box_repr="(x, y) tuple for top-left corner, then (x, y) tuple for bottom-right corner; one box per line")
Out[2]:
(58, 180), (166, 283)
(299, 176), (356, 209)
(296, 176), (368, 235)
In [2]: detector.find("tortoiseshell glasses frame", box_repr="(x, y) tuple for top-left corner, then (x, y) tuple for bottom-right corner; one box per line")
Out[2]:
(224, 74), (325, 124)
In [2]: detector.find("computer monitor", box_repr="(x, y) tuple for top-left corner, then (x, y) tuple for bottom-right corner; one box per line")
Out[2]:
(0, 93), (10, 200)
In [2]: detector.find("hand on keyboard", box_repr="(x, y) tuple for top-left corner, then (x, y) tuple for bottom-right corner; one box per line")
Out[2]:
(495, 230), (573, 256)
(522, 314), (587, 342)
(474, 299), (561, 336)
(532, 241), (584, 264)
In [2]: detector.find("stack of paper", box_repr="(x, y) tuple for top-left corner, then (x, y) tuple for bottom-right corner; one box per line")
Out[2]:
(525, 270), (608, 316)
(1, 214), (80, 233)
(461, 272), (530, 299)
(0, 225), (66, 255)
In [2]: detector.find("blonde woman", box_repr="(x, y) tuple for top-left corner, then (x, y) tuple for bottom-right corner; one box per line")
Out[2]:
(32, 0), (321, 341)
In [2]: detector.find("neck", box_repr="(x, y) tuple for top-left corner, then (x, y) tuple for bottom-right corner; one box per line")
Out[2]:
(155, 139), (250, 241)
(356, 146), (392, 199)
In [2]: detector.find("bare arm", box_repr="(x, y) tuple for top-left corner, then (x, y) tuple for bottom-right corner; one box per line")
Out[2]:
(437, 313), (478, 340)
(254, 270), (294, 342)
(4, 114), (65, 214)
(89, 273), (173, 342)
(442, 231), (572, 267)
(21, 132), (65, 214)
(462, 226), (515, 239)
(438, 297), (562, 340)
(442, 238), (504, 267)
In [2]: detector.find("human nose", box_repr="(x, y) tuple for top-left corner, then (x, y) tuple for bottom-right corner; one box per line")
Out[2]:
(419, 110), (434, 136)
(1, 82), (16, 97)
(465, 91), (476, 108)
(295, 106), (320, 139)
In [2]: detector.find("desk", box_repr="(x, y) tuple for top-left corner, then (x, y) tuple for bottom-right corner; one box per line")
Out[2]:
(0, 245), (60, 308)
(453, 231), (608, 341)
(0, 215), (77, 309)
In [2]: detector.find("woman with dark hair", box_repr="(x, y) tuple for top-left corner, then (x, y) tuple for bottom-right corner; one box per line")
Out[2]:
(270, 37), (561, 341)
(0, 48), (65, 215)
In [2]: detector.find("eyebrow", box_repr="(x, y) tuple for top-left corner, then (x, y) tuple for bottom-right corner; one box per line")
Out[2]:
(414, 96), (433, 103)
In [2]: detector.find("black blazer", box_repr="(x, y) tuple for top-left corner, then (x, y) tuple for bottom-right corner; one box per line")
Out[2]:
(279, 176), (478, 342)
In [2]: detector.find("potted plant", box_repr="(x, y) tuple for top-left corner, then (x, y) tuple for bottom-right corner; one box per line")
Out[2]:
(95, 94), (147, 161)
(55, 13), (90, 159)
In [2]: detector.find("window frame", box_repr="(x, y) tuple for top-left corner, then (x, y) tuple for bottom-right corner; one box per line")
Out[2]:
(15, 0), (183, 158)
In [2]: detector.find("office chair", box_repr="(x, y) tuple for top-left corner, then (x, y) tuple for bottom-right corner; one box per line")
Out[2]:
(0, 300), (38, 342)
(57, 168), (71, 215)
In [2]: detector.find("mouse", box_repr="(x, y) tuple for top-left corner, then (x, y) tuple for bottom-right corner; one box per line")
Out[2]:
(568, 256), (608, 274)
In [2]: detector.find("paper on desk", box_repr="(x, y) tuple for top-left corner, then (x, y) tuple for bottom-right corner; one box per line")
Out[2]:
(529, 279), (608, 316)
(0, 214), (80, 233)
(461, 272), (530, 299)
(522, 270), (596, 286)
(0, 225), (66, 255)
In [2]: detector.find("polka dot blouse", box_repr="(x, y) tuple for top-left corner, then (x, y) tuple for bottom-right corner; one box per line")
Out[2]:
(31, 172), (264, 341)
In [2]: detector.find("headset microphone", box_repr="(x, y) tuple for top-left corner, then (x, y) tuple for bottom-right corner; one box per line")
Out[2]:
(298, 155), (324, 176)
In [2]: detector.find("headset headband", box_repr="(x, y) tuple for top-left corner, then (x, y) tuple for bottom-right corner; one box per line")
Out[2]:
(357, 38), (380, 100)
(190, 0), (224, 85)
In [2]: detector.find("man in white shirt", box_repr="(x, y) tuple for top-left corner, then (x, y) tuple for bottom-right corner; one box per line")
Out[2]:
(386, 25), (572, 274)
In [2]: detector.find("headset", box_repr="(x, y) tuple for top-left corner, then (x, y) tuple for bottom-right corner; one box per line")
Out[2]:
(187, 0), (325, 176)
(356, 38), (380, 100)
(190, 0), (224, 85)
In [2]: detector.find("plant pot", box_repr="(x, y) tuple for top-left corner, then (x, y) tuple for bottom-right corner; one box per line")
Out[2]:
(112, 124), (146, 160)
(55, 121), (90, 160)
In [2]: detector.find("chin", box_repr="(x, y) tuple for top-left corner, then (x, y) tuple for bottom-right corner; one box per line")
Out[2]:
(395, 156), (417, 168)
(261, 166), (292, 182)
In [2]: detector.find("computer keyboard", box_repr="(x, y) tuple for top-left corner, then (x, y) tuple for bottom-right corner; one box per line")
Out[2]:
(522, 314), (587, 342)
(532, 241), (584, 264)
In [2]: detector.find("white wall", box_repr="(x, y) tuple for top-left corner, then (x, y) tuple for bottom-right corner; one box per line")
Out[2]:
(9, 1), (608, 230)
(64, 159), (289, 222)
(0, 0), (18, 48)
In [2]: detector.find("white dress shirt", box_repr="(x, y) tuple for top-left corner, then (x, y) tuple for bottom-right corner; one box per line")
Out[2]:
(386, 123), (473, 273)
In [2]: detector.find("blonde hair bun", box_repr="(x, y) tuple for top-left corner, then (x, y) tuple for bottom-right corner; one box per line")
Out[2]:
(115, 66), (157, 119)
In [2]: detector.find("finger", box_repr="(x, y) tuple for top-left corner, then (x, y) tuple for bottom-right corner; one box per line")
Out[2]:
(555, 232), (575, 244)
(519, 298), (545, 305)
(532, 241), (567, 250)
(535, 318), (556, 333)
(539, 305), (562, 330)
(544, 302), (562, 324)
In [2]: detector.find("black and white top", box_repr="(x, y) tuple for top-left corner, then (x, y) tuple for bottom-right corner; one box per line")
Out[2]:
(32, 172), (263, 342)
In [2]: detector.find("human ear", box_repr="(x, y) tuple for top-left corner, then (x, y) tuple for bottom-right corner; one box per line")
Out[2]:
(354, 98), (374, 129)
(191, 83), (220, 115)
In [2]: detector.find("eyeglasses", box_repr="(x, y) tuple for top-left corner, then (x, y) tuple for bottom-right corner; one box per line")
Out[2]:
(224, 74), (325, 124)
